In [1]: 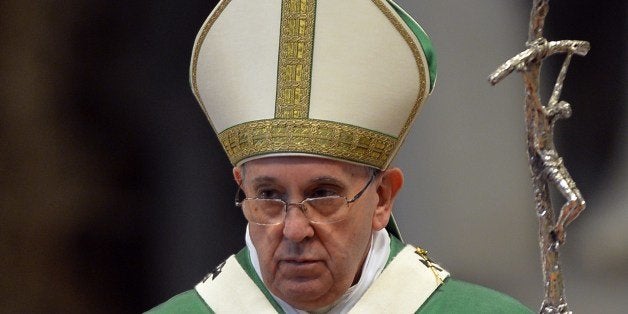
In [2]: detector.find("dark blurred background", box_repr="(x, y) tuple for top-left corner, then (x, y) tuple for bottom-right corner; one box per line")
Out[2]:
(1, 1), (236, 312)
(0, 1), (624, 313)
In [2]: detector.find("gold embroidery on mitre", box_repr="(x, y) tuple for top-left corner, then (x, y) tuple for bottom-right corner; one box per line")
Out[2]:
(218, 119), (397, 169)
(372, 0), (429, 167)
(189, 0), (431, 170)
(275, 0), (316, 119)
(190, 0), (232, 118)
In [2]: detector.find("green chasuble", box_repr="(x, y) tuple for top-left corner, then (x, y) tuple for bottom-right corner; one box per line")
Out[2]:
(147, 237), (532, 313)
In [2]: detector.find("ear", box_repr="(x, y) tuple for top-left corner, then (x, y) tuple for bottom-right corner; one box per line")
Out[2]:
(233, 166), (243, 186)
(372, 167), (404, 230)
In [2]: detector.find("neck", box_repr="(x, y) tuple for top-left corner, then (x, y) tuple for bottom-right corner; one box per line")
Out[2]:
(352, 236), (373, 285)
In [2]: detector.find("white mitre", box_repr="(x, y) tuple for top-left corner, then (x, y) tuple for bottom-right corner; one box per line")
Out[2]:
(190, 0), (436, 170)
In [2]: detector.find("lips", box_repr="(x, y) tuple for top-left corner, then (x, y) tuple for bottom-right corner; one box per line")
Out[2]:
(280, 259), (320, 266)
(278, 259), (323, 274)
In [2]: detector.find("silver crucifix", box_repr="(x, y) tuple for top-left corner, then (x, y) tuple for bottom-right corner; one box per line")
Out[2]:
(488, 1), (589, 313)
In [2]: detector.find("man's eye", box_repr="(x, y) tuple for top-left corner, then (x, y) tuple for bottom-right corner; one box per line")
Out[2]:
(309, 188), (339, 198)
(257, 189), (282, 199)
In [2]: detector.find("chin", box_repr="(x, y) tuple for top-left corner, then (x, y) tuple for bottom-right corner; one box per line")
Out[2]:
(273, 280), (339, 310)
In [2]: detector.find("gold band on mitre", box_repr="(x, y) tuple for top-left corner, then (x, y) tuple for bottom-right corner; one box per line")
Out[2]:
(218, 119), (396, 169)
(191, 0), (436, 170)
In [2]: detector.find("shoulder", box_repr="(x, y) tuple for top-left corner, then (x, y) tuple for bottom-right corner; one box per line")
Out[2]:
(145, 289), (213, 314)
(389, 237), (532, 313)
(418, 278), (533, 313)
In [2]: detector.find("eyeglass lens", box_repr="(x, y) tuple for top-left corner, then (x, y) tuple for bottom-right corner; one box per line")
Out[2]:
(241, 197), (348, 225)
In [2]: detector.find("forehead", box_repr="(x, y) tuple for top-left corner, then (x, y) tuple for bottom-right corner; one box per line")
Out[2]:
(241, 156), (367, 179)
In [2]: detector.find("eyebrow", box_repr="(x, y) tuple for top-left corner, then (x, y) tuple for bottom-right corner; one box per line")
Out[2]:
(248, 176), (278, 187)
(246, 175), (347, 188)
(309, 176), (346, 187)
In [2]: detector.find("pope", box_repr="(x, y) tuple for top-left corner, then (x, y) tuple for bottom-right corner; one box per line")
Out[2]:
(148, 0), (532, 312)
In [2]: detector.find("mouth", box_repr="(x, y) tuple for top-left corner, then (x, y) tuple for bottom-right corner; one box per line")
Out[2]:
(274, 258), (327, 283)
(278, 259), (322, 271)
(281, 258), (320, 265)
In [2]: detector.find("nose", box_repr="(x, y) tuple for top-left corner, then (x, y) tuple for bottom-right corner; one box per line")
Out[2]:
(282, 203), (314, 242)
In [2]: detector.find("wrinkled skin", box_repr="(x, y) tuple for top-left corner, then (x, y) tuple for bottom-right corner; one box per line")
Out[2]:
(233, 156), (403, 310)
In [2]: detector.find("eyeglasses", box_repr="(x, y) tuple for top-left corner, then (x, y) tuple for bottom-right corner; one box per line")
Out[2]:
(235, 174), (376, 225)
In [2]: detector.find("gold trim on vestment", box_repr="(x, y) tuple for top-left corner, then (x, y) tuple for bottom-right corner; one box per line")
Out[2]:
(218, 119), (397, 169)
(275, 0), (317, 119)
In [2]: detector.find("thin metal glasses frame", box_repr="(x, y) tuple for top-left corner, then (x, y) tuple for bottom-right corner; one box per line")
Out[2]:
(234, 173), (376, 225)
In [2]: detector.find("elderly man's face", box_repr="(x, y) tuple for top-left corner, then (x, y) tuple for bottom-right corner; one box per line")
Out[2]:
(233, 157), (399, 310)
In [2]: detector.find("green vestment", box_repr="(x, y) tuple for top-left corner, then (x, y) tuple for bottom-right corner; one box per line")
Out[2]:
(147, 237), (532, 313)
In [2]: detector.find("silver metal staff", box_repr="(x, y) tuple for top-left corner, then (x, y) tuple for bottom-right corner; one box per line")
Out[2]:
(488, 1), (589, 313)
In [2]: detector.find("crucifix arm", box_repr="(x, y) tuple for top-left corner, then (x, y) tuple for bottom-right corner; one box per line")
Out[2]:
(488, 39), (590, 85)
